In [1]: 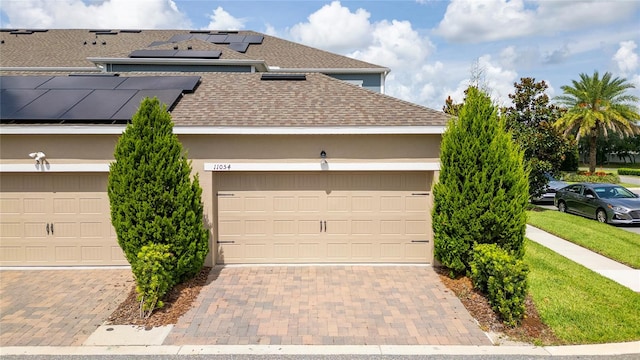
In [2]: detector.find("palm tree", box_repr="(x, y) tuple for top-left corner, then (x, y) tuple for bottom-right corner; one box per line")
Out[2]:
(554, 71), (640, 173)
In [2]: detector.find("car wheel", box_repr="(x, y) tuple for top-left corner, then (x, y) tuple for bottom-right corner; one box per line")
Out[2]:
(596, 209), (608, 223)
(558, 201), (567, 213)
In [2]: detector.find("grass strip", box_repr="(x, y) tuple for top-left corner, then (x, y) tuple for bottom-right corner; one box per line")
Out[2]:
(527, 209), (640, 269)
(525, 239), (640, 344)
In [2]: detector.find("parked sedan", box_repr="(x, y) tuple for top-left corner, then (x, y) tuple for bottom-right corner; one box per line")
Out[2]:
(554, 183), (640, 224)
(532, 173), (568, 203)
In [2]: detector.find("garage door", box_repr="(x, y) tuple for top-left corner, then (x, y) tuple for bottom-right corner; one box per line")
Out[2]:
(0, 173), (127, 266)
(216, 172), (432, 264)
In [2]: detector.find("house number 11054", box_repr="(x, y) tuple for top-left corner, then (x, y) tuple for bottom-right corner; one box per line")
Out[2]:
(212, 164), (231, 170)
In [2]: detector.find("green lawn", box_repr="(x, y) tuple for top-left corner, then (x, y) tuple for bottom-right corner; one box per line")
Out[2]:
(527, 209), (640, 269)
(525, 239), (640, 344)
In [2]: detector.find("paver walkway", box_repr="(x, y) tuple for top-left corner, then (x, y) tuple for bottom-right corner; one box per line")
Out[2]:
(164, 265), (490, 346)
(0, 269), (133, 346)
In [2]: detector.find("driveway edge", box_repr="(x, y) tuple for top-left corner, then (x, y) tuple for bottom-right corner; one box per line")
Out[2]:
(1, 342), (639, 357)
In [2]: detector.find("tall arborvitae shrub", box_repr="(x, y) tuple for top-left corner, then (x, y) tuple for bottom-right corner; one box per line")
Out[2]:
(108, 97), (209, 290)
(432, 87), (529, 276)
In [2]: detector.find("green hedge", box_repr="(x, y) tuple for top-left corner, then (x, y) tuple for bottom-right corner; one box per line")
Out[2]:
(618, 168), (640, 176)
(562, 172), (620, 183)
(470, 243), (529, 327)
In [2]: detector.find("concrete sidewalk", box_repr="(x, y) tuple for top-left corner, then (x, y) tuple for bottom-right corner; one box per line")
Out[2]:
(526, 225), (640, 292)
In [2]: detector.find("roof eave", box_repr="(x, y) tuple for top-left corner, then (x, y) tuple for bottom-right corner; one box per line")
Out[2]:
(0, 125), (445, 135)
(268, 67), (390, 74)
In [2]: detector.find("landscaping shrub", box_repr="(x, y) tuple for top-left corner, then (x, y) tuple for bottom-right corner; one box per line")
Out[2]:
(618, 168), (640, 176)
(471, 243), (529, 327)
(433, 87), (529, 276)
(132, 243), (174, 318)
(562, 171), (620, 183)
(108, 97), (209, 316)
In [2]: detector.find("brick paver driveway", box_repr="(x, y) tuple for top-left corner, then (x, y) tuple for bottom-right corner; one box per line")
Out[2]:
(0, 269), (133, 346)
(165, 265), (490, 346)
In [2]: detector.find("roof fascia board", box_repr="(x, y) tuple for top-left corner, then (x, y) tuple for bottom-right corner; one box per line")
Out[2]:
(0, 67), (102, 72)
(268, 67), (390, 74)
(88, 57), (269, 72)
(0, 126), (445, 135)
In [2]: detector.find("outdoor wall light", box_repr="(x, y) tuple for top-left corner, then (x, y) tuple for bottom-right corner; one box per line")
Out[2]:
(320, 150), (327, 165)
(29, 151), (46, 164)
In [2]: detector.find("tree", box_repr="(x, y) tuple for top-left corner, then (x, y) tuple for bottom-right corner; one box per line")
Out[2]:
(554, 71), (640, 173)
(503, 78), (578, 198)
(108, 97), (209, 312)
(433, 87), (529, 276)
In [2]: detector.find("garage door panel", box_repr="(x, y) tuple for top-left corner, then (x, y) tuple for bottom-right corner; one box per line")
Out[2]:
(406, 196), (428, 212)
(24, 197), (48, 214)
(1, 198), (21, 214)
(216, 172), (432, 264)
(0, 173), (126, 266)
(273, 196), (296, 212)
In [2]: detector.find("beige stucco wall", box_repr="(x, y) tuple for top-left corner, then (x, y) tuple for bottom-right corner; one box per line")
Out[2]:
(1, 132), (442, 266)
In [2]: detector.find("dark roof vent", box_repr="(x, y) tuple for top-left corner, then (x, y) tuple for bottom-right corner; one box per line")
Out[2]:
(261, 74), (306, 81)
(10, 30), (34, 35)
(189, 30), (211, 34)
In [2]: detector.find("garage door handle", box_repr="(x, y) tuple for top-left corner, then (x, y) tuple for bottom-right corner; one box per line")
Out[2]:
(324, 221), (327, 232)
(46, 223), (50, 235)
(50, 223), (54, 235)
(411, 240), (429, 243)
(217, 240), (235, 244)
(412, 192), (430, 196)
(320, 220), (323, 232)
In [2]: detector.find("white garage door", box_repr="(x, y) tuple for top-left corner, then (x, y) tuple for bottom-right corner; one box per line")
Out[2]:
(0, 173), (127, 266)
(216, 172), (432, 264)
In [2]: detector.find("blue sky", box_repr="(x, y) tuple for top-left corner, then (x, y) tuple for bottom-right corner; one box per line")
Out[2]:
(1, 0), (639, 110)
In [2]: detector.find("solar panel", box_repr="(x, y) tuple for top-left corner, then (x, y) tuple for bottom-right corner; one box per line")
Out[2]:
(191, 33), (211, 41)
(244, 35), (264, 44)
(0, 89), (47, 118)
(39, 76), (126, 90)
(117, 76), (200, 92)
(208, 34), (229, 44)
(61, 89), (137, 120)
(0, 76), (53, 89)
(1, 76), (199, 123)
(111, 89), (183, 121)
(168, 34), (194, 43)
(225, 34), (246, 43)
(129, 49), (178, 58)
(228, 42), (249, 53)
(12, 90), (91, 119)
(119, 30), (142, 33)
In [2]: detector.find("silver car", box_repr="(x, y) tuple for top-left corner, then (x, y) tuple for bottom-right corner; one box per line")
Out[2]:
(554, 183), (640, 224)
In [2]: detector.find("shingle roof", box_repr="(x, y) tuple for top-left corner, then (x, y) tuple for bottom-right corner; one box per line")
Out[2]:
(0, 71), (450, 127)
(170, 72), (449, 127)
(0, 29), (385, 70)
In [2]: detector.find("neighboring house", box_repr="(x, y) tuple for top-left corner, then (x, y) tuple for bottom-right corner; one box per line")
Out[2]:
(0, 29), (449, 267)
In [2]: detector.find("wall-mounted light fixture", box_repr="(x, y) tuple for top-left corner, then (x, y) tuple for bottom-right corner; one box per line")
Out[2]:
(29, 151), (46, 165)
(320, 150), (327, 165)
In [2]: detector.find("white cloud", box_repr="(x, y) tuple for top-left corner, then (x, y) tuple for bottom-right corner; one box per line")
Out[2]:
(0, 0), (191, 29)
(436, 0), (640, 43)
(202, 6), (245, 31)
(349, 19), (434, 69)
(289, 1), (372, 53)
(613, 41), (639, 75)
